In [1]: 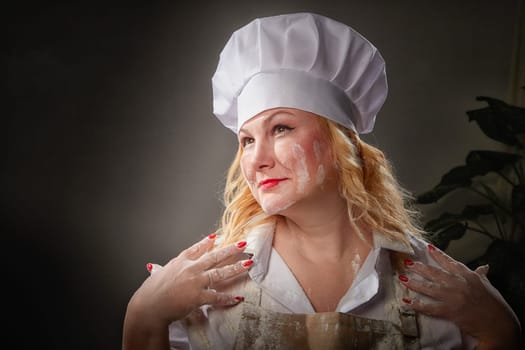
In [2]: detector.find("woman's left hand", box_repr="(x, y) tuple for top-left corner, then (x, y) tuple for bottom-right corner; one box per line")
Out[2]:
(401, 244), (521, 350)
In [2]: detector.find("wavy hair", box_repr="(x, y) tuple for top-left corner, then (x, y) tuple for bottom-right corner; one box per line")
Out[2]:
(216, 115), (422, 246)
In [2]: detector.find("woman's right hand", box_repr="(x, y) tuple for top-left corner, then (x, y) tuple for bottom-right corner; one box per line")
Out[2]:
(122, 234), (253, 349)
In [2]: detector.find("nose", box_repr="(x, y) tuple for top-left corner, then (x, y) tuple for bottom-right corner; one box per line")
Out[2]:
(251, 140), (275, 170)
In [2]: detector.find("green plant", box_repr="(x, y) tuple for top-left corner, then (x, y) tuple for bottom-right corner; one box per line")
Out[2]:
(416, 96), (524, 248)
(416, 95), (525, 338)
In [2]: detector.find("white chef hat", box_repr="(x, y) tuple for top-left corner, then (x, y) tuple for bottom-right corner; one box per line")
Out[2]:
(211, 12), (387, 134)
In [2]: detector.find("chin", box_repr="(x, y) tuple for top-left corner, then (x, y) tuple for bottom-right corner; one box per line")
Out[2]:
(260, 200), (297, 216)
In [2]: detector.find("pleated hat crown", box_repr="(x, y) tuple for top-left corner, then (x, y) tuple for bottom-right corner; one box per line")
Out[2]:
(212, 12), (388, 134)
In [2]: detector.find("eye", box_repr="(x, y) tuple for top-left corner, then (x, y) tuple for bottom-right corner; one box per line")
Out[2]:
(273, 124), (293, 135)
(240, 136), (255, 147)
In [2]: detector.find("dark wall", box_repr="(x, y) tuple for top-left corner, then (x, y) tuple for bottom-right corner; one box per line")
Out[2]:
(6, 1), (519, 348)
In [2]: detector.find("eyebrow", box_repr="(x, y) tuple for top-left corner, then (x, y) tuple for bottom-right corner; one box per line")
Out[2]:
(238, 109), (296, 135)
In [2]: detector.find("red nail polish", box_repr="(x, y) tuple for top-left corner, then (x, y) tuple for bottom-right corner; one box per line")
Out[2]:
(236, 241), (247, 249)
(146, 263), (153, 272)
(404, 259), (414, 267)
(208, 233), (217, 240)
(242, 259), (254, 267)
(399, 275), (409, 283)
(428, 244), (436, 251)
(235, 296), (245, 302)
(402, 298), (412, 305)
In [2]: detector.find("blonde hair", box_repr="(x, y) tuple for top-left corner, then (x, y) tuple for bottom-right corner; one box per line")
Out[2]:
(216, 115), (422, 246)
(321, 118), (422, 243)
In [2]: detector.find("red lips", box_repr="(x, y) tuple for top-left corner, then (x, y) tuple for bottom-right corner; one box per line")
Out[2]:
(259, 178), (286, 189)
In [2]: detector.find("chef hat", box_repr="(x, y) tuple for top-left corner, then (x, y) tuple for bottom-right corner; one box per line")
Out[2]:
(211, 12), (387, 134)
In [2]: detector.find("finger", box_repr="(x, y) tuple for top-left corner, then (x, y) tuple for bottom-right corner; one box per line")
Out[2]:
(406, 261), (453, 283)
(197, 241), (247, 271)
(401, 274), (450, 301)
(474, 264), (489, 277)
(427, 244), (470, 276)
(206, 259), (254, 287)
(200, 289), (245, 306)
(146, 262), (163, 274)
(403, 298), (447, 318)
(180, 233), (218, 260)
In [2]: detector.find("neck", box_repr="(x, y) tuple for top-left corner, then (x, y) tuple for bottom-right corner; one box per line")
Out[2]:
(274, 198), (371, 262)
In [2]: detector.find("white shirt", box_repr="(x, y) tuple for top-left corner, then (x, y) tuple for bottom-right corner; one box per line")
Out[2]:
(170, 222), (476, 349)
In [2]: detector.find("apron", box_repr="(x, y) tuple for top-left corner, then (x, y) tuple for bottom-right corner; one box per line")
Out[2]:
(184, 251), (420, 350)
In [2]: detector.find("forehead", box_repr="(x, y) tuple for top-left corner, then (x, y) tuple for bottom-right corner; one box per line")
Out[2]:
(239, 108), (322, 132)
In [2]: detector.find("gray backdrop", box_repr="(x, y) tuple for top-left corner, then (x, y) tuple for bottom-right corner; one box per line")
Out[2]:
(6, 0), (520, 348)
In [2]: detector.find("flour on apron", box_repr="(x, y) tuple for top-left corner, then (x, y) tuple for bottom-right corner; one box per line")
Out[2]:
(184, 251), (421, 350)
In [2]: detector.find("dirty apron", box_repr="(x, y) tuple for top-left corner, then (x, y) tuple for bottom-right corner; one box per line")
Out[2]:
(184, 252), (420, 350)
(232, 278), (420, 350)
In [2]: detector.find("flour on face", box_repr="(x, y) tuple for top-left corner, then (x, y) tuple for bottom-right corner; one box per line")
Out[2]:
(260, 197), (297, 215)
(292, 143), (311, 194)
(316, 165), (326, 185)
(314, 140), (322, 161)
(313, 140), (326, 185)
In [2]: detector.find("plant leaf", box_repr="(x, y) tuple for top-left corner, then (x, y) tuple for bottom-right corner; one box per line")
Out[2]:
(467, 96), (525, 148)
(440, 166), (474, 185)
(478, 183), (510, 213)
(476, 96), (525, 134)
(461, 204), (495, 219)
(424, 212), (463, 232)
(466, 150), (522, 175)
(427, 223), (468, 250)
(416, 151), (521, 204)
(424, 205), (494, 233)
(416, 166), (472, 203)
(417, 184), (464, 204)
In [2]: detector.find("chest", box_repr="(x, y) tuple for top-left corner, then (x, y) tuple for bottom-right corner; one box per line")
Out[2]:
(288, 261), (355, 312)
(274, 245), (371, 312)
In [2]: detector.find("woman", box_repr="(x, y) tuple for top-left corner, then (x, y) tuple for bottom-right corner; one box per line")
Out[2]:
(122, 13), (521, 349)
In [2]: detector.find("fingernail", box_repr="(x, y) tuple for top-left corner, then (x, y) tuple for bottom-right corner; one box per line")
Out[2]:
(399, 275), (409, 283)
(428, 244), (436, 251)
(235, 296), (245, 302)
(402, 298), (412, 305)
(242, 259), (254, 268)
(208, 233), (217, 240)
(236, 241), (247, 249)
(146, 262), (153, 272)
(404, 259), (414, 267)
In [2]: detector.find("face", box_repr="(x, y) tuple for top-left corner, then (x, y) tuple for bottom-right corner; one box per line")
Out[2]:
(238, 108), (337, 215)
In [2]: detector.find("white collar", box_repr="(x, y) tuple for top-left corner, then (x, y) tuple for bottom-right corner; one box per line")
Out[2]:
(244, 221), (415, 282)
(244, 220), (275, 284)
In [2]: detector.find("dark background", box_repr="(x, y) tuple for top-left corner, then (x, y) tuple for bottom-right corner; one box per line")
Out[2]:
(6, 1), (521, 348)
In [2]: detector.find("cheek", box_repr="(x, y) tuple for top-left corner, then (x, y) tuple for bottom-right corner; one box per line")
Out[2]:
(240, 157), (255, 184)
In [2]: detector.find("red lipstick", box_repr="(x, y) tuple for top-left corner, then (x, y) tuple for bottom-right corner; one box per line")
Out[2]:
(259, 178), (286, 189)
